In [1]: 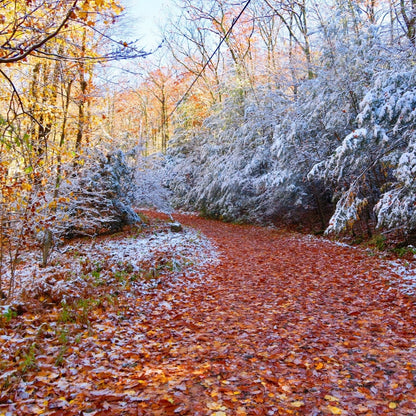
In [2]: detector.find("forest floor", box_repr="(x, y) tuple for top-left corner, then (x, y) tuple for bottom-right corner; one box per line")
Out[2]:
(1, 211), (416, 415)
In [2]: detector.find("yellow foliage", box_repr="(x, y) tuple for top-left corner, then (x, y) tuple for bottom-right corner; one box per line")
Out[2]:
(21, 183), (32, 192)
(327, 405), (343, 415)
(324, 395), (340, 402)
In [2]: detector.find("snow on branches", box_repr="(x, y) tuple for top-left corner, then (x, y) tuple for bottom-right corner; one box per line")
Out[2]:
(52, 149), (141, 240)
(310, 68), (416, 237)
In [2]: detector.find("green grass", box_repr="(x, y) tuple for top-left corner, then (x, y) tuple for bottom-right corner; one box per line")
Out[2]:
(393, 245), (416, 258)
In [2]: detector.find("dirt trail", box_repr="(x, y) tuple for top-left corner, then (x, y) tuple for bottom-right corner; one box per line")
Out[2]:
(4, 212), (416, 415)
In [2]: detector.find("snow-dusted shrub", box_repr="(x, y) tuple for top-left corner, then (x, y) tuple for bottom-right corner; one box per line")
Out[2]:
(167, 24), (399, 231)
(134, 152), (174, 215)
(261, 64), (363, 226)
(49, 149), (141, 239)
(375, 134), (416, 234)
(167, 87), (284, 222)
(310, 67), (416, 237)
(167, 61), (361, 226)
(167, 58), (365, 228)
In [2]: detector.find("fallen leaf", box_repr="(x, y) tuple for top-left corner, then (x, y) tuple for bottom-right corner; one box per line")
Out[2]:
(356, 405), (369, 413)
(324, 394), (340, 402)
(207, 402), (227, 411)
(328, 405), (344, 415)
(4, 210), (416, 416)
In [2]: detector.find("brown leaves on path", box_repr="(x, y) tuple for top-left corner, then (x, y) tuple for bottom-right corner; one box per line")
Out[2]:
(2, 211), (416, 415)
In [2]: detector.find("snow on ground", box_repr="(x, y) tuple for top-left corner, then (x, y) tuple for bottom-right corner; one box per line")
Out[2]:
(385, 259), (416, 295)
(3, 225), (220, 309)
(0, 222), (222, 416)
(3, 214), (416, 310)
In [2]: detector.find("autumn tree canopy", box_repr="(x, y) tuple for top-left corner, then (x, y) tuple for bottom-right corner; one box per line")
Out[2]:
(0, 0), (149, 295)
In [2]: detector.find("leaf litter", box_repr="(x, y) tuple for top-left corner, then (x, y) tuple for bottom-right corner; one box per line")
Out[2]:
(1, 211), (416, 415)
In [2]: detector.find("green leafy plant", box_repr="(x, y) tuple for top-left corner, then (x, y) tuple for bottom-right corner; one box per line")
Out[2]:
(114, 270), (128, 282)
(367, 234), (386, 251)
(58, 301), (75, 323)
(1, 307), (17, 323)
(20, 343), (37, 373)
(58, 328), (69, 344)
(91, 269), (100, 279)
(393, 246), (416, 258)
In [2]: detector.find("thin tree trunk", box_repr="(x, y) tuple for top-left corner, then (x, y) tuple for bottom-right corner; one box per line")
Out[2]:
(75, 29), (87, 153)
(54, 80), (73, 199)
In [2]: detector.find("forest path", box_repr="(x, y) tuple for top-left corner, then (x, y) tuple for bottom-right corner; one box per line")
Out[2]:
(128, 211), (416, 415)
(4, 212), (416, 415)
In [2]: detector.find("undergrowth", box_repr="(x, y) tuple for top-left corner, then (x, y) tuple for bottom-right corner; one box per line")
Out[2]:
(0, 213), (203, 393)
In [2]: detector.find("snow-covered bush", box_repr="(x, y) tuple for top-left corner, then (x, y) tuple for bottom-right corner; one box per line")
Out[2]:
(310, 67), (416, 238)
(167, 87), (285, 223)
(261, 62), (364, 227)
(375, 132), (416, 236)
(167, 58), (363, 228)
(166, 20), (416, 238)
(45, 149), (141, 240)
(134, 152), (174, 215)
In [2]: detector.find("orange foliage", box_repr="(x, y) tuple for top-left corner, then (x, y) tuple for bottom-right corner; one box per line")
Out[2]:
(1, 212), (416, 414)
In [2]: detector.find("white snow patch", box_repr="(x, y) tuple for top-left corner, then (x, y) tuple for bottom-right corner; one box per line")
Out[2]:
(3, 227), (220, 302)
(296, 233), (357, 250)
(385, 259), (416, 295)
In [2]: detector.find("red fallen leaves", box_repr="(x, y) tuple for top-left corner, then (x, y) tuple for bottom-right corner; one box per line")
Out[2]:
(2, 211), (416, 415)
